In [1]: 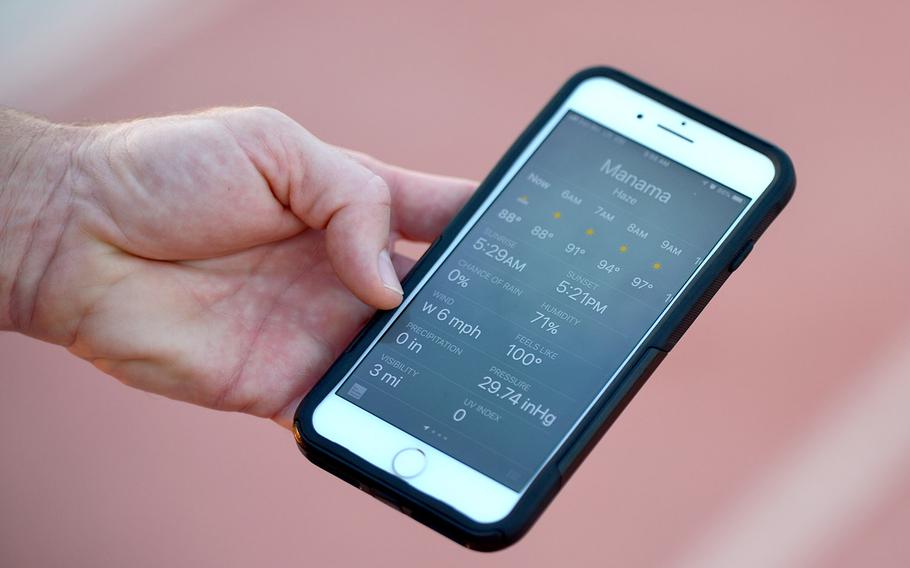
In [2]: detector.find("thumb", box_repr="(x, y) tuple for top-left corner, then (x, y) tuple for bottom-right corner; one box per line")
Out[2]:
(313, 165), (404, 310)
(241, 110), (403, 309)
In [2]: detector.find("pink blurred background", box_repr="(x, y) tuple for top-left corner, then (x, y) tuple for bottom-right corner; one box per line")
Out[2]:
(2, 1), (909, 566)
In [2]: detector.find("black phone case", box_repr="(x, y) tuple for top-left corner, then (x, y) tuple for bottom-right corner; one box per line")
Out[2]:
(294, 66), (796, 551)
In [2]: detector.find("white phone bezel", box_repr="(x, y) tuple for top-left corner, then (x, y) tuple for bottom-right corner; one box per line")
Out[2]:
(311, 76), (777, 523)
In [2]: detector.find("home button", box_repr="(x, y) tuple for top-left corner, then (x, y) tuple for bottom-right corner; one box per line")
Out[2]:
(392, 448), (427, 478)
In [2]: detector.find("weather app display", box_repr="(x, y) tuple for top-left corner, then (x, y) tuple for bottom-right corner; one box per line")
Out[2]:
(338, 112), (748, 490)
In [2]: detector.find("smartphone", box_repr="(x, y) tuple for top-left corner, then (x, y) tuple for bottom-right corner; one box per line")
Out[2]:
(293, 67), (795, 550)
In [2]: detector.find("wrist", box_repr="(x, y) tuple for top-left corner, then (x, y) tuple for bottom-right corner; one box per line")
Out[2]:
(0, 110), (91, 335)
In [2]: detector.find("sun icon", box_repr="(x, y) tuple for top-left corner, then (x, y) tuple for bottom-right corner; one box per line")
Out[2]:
(553, 211), (562, 219)
(584, 228), (595, 236)
(619, 244), (629, 253)
(652, 262), (662, 270)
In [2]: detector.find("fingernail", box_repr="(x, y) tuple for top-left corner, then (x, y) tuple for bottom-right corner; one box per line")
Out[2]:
(378, 249), (403, 295)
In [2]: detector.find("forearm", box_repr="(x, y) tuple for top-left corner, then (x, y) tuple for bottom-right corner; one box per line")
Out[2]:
(0, 109), (86, 333)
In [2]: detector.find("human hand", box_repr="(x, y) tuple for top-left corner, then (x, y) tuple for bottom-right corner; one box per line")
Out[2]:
(0, 107), (473, 427)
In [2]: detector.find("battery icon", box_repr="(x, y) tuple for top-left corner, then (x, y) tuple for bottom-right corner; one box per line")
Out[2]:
(731, 194), (744, 203)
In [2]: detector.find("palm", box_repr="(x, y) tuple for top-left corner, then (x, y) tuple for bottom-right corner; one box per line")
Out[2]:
(192, 232), (374, 421)
(91, 230), (383, 427)
(49, 108), (471, 427)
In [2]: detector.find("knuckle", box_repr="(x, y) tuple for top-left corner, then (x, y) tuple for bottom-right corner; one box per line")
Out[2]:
(217, 106), (302, 136)
(363, 171), (391, 207)
(245, 106), (295, 128)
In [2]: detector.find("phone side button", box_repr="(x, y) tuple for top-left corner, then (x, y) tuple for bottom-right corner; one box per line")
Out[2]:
(729, 240), (755, 272)
(342, 325), (370, 355)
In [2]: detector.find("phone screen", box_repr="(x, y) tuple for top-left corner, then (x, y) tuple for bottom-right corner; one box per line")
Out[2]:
(336, 111), (749, 490)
